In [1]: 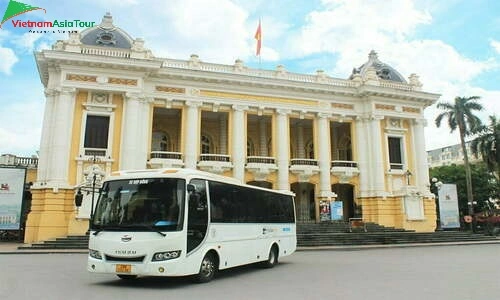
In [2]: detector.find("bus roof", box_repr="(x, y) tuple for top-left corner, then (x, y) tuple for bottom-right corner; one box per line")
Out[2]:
(106, 168), (294, 196)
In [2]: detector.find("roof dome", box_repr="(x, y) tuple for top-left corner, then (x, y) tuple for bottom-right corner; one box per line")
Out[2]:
(80, 13), (134, 49)
(349, 50), (407, 83)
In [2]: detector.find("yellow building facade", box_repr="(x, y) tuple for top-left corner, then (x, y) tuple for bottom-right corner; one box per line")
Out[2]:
(26, 14), (440, 243)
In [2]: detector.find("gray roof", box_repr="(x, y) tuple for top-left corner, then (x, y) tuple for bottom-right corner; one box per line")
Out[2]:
(80, 13), (133, 49)
(350, 50), (407, 83)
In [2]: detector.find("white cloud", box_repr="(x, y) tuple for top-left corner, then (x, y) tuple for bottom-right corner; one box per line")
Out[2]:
(0, 98), (43, 156)
(0, 46), (18, 74)
(12, 32), (44, 52)
(491, 39), (500, 54)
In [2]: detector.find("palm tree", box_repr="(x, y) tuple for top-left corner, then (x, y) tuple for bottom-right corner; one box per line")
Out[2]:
(435, 96), (483, 223)
(471, 115), (499, 180)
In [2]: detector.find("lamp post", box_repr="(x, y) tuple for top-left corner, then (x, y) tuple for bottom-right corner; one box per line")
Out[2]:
(75, 155), (106, 233)
(405, 170), (412, 185)
(431, 177), (443, 231)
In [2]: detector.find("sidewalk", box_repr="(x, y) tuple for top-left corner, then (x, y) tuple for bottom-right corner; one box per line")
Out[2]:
(0, 242), (88, 254)
(1, 239), (499, 254)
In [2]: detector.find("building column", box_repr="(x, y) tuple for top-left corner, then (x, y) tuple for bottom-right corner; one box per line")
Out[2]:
(317, 113), (332, 197)
(412, 118), (430, 194)
(184, 101), (201, 169)
(355, 116), (369, 197)
(369, 115), (385, 196)
(120, 93), (141, 170)
(232, 105), (247, 182)
(137, 97), (152, 168)
(49, 87), (76, 188)
(36, 88), (57, 185)
(276, 109), (290, 191)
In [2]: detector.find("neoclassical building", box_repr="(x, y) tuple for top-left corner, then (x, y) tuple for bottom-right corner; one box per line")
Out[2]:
(26, 13), (440, 242)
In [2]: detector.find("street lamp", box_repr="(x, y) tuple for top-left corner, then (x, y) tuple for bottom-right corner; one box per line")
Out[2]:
(431, 177), (443, 231)
(74, 155), (106, 233)
(83, 164), (106, 228)
(405, 170), (412, 185)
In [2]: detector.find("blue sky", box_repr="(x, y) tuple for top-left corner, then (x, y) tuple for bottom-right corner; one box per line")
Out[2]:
(0, 0), (499, 156)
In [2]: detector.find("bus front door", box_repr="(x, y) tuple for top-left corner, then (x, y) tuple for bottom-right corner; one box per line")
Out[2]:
(187, 179), (209, 254)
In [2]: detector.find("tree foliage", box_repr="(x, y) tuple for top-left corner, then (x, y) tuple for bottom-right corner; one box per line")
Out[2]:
(430, 163), (499, 214)
(435, 96), (484, 216)
(470, 115), (500, 180)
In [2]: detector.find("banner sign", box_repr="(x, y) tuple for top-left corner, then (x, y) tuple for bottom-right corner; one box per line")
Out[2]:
(330, 201), (343, 221)
(0, 167), (26, 230)
(319, 200), (331, 221)
(438, 184), (460, 229)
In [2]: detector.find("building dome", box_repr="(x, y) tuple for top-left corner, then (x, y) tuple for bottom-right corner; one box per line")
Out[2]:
(80, 13), (134, 49)
(349, 50), (407, 83)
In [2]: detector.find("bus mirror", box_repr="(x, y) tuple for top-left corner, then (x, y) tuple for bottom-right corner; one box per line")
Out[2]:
(187, 184), (196, 193)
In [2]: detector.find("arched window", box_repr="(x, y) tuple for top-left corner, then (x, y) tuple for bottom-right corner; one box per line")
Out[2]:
(201, 134), (212, 154)
(338, 135), (352, 161)
(152, 131), (170, 151)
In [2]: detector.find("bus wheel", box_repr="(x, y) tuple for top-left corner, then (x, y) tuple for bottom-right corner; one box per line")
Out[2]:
(262, 245), (278, 268)
(117, 275), (137, 280)
(194, 253), (217, 283)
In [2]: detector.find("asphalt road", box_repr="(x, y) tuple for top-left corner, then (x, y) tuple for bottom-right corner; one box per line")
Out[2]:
(1, 244), (499, 300)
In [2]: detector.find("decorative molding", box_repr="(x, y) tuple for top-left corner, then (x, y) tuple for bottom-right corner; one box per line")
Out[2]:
(200, 90), (314, 106)
(375, 103), (396, 111)
(66, 74), (97, 82)
(403, 106), (420, 113)
(331, 103), (354, 110)
(155, 86), (186, 94)
(108, 77), (138, 86)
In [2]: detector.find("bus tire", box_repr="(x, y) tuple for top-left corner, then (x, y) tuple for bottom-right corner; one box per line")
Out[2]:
(262, 245), (279, 268)
(194, 253), (217, 283)
(117, 275), (137, 280)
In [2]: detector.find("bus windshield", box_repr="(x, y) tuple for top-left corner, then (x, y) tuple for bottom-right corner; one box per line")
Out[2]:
(92, 178), (185, 232)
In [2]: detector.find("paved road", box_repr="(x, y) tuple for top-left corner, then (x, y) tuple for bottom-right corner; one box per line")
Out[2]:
(1, 244), (499, 300)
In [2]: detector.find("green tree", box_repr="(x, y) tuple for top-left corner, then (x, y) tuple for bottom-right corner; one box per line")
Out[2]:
(435, 96), (483, 220)
(430, 163), (498, 214)
(470, 115), (500, 181)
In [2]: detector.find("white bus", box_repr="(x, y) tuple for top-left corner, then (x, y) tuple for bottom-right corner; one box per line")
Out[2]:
(87, 168), (296, 282)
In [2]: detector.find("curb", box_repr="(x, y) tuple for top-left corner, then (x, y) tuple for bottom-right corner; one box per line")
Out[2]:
(296, 239), (500, 251)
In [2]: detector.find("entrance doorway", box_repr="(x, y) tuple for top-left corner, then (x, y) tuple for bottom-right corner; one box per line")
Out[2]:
(291, 182), (315, 223)
(332, 184), (358, 221)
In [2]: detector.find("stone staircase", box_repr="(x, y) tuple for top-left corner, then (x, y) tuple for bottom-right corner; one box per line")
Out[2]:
(16, 222), (499, 250)
(297, 222), (499, 247)
(18, 235), (89, 250)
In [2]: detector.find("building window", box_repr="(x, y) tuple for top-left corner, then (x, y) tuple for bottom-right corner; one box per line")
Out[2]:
(247, 139), (255, 156)
(388, 136), (403, 170)
(152, 131), (170, 151)
(84, 115), (109, 149)
(201, 135), (212, 154)
(305, 140), (314, 159)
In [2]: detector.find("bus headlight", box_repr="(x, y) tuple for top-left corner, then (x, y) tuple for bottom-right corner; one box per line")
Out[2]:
(152, 250), (181, 261)
(89, 249), (103, 260)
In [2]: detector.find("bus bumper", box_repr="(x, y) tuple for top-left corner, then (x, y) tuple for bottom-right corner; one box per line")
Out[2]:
(87, 257), (185, 277)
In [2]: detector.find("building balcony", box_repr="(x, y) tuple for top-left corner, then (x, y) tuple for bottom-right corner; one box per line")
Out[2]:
(148, 151), (184, 168)
(197, 154), (233, 174)
(245, 156), (278, 181)
(289, 158), (320, 182)
(331, 160), (359, 183)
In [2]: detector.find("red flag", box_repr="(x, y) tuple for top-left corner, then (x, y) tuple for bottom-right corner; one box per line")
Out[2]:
(254, 20), (262, 56)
